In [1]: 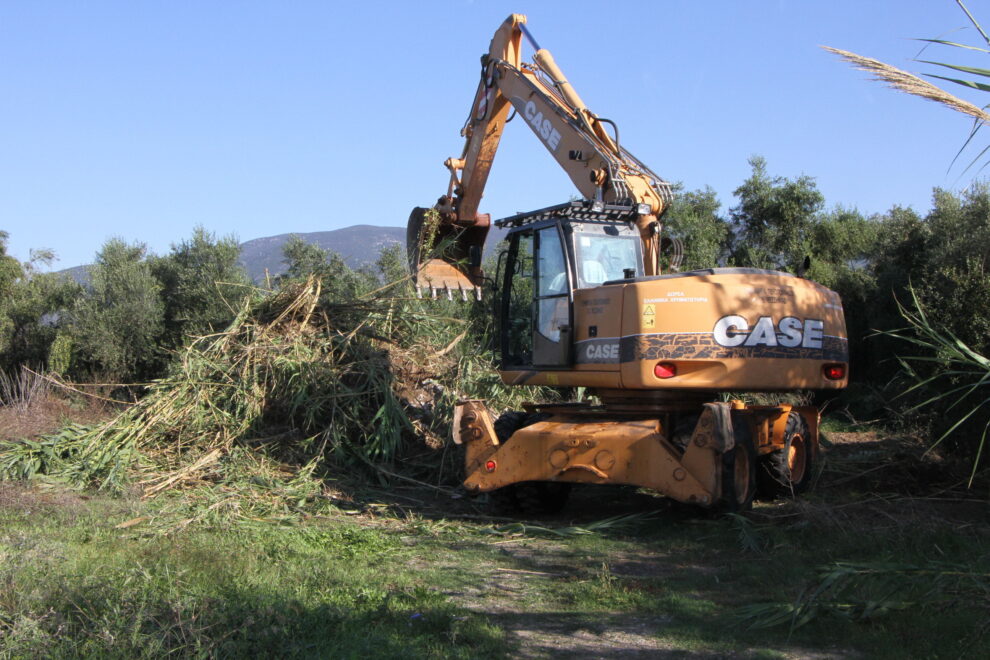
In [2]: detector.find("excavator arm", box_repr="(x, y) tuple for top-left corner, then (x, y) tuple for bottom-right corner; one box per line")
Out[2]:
(409, 14), (673, 298)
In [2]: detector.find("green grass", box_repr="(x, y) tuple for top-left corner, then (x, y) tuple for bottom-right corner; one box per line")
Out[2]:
(1, 481), (987, 659)
(0, 493), (502, 658)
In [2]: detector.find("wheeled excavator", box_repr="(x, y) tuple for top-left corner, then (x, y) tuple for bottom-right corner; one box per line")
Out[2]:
(407, 14), (849, 512)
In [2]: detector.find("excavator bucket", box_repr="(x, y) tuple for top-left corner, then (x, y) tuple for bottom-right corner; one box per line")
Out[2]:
(406, 206), (490, 300)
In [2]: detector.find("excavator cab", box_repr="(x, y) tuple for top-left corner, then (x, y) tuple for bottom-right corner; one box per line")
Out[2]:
(498, 200), (645, 370)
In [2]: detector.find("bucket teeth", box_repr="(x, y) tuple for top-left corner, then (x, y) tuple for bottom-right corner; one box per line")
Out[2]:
(414, 271), (480, 303)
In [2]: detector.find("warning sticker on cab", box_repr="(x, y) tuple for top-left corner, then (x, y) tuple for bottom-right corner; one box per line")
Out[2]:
(642, 304), (656, 329)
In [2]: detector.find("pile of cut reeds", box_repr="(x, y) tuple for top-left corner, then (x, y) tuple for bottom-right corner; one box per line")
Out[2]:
(1, 272), (553, 522)
(2, 278), (431, 493)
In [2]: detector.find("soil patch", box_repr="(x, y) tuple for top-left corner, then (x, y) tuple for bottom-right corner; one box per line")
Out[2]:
(0, 481), (90, 515)
(0, 396), (115, 442)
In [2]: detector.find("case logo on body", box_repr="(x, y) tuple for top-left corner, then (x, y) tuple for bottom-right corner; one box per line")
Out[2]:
(585, 342), (619, 361)
(524, 101), (562, 151)
(713, 315), (824, 349)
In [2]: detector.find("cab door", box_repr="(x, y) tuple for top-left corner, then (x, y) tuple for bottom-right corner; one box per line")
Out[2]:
(500, 223), (573, 369)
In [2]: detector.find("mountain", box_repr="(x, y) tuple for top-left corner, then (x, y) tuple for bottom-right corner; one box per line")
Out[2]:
(239, 224), (508, 282)
(238, 225), (405, 282)
(58, 264), (93, 286)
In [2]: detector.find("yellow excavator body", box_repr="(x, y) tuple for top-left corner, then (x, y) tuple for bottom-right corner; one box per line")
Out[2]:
(409, 17), (847, 512)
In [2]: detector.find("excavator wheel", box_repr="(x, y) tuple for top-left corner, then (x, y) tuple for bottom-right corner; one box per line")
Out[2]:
(487, 411), (571, 516)
(757, 412), (814, 499)
(514, 482), (571, 516)
(716, 412), (757, 513)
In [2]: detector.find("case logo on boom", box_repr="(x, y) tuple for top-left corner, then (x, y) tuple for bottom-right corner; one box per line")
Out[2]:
(524, 100), (562, 151)
(713, 315), (824, 349)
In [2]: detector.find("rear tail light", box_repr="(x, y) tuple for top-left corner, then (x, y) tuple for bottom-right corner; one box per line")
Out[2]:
(485, 460), (497, 472)
(654, 362), (677, 379)
(823, 364), (846, 380)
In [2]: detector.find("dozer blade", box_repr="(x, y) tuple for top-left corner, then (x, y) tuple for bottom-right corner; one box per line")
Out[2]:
(406, 206), (489, 300)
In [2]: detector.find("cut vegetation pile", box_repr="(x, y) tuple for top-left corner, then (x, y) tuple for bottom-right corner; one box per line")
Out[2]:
(0, 277), (525, 519)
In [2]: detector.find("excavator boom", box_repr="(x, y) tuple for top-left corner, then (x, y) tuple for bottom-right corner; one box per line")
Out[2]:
(408, 14), (673, 298)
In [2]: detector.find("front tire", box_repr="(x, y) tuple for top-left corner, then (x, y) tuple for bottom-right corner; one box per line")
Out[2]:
(487, 411), (571, 516)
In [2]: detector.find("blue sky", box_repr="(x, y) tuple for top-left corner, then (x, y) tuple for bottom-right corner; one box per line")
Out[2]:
(0, 1), (984, 268)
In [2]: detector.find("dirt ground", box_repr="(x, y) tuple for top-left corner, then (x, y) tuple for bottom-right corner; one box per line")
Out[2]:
(0, 394), (114, 443)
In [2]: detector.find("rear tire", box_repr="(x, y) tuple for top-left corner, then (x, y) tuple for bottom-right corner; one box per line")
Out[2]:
(757, 412), (813, 499)
(717, 413), (757, 513)
(487, 411), (571, 516)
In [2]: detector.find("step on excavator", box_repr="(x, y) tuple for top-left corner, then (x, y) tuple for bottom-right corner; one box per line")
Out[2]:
(407, 14), (848, 513)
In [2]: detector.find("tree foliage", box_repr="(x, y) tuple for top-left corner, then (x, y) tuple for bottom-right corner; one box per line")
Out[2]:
(0, 234), (81, 372)
(729, 156), (826, 271)
(281, 235), (375, 302)
(662, 185), (729, 270)
(68, 239), (165, 381)
(149, 226), (250, 350)
(871, 185), (990, 358)
(0, 231), (24, 299)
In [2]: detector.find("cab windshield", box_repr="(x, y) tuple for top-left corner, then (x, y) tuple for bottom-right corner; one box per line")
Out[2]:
(572, 233), (642, 287)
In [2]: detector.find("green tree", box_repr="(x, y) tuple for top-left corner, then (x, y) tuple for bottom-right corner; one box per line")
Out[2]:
(374, 243), (410, 288)
(662, 185), (730, 270)
(804, 207), (881, 376)
(1, 269), (82, 372)
(872, 185), (990, 357)
(69, 239), (164, 381)
(0, 238), (82, 372)
(0, 231), (23, 299)
(150, 227), (250, 350)
(729, 156), (825, 271)
(281, 236), (372, 302)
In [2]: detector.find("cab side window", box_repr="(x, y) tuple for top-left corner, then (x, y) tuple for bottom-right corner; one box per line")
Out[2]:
(503, 231), (534, 366)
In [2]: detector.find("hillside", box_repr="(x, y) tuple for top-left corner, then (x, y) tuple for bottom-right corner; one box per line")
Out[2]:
(237, 225), (405, 282)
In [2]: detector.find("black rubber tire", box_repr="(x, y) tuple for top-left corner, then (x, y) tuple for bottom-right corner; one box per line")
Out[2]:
(717, 412), (757, 513)
(493, 411), (532, 444)
(514, 481), (572, 516)
(757, 412), (814, 499)
(487, 411), (571, 516)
